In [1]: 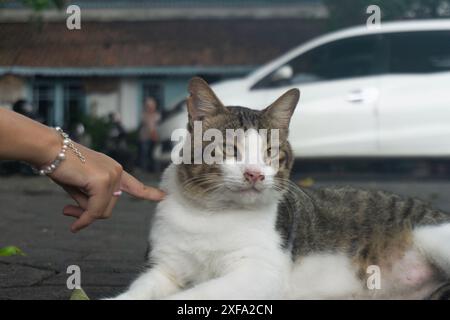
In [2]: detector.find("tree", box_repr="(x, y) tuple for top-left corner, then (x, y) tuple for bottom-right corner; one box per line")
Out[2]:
(323, 0), (450, 30)
(21, 0), (66, 11)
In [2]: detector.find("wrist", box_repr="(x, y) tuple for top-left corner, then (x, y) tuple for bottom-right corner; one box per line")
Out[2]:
(27, 127), (62, 168)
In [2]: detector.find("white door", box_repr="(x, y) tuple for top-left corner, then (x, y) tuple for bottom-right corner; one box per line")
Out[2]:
(249, 34), (385, 158)
(378, 31), (450, 157)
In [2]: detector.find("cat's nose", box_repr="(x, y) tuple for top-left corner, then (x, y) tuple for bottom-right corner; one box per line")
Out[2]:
(244, 169), (265, 184)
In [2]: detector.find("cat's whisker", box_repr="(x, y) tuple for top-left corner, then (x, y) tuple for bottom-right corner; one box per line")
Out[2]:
(180, 173), (228, 199)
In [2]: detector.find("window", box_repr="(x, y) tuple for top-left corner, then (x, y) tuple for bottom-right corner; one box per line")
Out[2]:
(63, 84), (85, 128)
(142, 82), (164, 110)
(33, 81), (86, 128)
(253, 34), (384, 89)
(388, 31), (450, 74)
(33, 84), (55, 125)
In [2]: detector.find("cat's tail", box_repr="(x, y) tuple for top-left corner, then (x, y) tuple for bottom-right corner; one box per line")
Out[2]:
(428, 283), (450, 300)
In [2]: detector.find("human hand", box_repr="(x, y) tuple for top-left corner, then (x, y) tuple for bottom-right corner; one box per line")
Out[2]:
(36, 135), (165, 232)
(0, 109), (165, 232)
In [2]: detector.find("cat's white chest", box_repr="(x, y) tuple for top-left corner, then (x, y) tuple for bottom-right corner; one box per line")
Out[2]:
(150, 193), (286, 285)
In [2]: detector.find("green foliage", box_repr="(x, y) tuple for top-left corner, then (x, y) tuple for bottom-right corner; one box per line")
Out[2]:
(0, 246), (26, 257)
(21, 0), (66, 11)
(323, 0), (450, 30)
(125, 129), (139, 154)
(81, 115), (112, 152)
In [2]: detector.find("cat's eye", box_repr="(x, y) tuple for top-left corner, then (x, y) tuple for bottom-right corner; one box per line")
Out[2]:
(234, 146), (239, 158)
(223, 142), (241, 160)
(267, 147), (279, 158)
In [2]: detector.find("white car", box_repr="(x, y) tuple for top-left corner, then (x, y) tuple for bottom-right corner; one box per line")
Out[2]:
(158, 20), (450, 161)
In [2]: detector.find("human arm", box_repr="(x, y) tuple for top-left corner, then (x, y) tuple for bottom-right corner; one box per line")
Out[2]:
(0, 108), (165, 232)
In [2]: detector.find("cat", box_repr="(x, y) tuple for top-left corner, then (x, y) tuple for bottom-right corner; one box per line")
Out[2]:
(110, 77), (450, 300)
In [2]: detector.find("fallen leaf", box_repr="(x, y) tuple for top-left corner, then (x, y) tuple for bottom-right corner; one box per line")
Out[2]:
(0, 246), (26, 257)
(70, 288), (90, 300)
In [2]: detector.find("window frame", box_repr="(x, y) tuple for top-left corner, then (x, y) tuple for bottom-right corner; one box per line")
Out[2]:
(32, 80), (56, 125)
(141, 80), (165, 110)
(63, 82), (87, 129)
(31, 78), (86, 127)
(251, 33), (388, 90)
(385, 30), (450, 75)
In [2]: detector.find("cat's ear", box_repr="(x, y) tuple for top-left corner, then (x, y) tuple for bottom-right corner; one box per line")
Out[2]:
(263, 89), (300, 129)
(186, 77), (227, 121)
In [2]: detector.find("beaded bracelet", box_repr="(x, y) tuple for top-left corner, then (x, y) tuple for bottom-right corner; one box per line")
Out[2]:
(33, 127), (86, 176)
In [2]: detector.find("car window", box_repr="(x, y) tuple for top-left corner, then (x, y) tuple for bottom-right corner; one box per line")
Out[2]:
(252, 34), (384, 89)
(388, 31), (450, 74)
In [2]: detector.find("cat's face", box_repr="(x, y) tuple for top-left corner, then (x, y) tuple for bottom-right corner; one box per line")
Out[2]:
(177, 77), (300, 208)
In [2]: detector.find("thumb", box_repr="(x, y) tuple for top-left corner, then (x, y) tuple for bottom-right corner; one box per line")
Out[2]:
(120, 171), (165, 201)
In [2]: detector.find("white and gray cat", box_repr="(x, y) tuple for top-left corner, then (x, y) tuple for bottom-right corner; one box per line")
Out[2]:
(109, 77), (450, 300)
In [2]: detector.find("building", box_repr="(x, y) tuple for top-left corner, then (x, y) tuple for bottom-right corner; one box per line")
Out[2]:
(0, 0), (327, 130)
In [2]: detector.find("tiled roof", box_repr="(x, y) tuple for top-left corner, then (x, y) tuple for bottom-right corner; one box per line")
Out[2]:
(0, 19), (324, 70)
(1, 0), (323, 9)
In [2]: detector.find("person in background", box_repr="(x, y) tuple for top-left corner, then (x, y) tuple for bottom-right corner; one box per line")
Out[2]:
(106, 112), (134, 172)
(107, 112), (127, 149)
(12, 99), (38, 121)
(138, 97), (161, 172)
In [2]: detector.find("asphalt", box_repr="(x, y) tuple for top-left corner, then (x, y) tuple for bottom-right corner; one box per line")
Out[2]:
(1, 171), (450, 300)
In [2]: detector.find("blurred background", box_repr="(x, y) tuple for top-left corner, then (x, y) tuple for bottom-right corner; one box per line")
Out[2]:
(2, 0), (450, 300)
(1, 0), (450, 178)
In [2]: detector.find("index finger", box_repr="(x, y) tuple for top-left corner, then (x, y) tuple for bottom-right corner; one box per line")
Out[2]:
(120, 171), (165, 201)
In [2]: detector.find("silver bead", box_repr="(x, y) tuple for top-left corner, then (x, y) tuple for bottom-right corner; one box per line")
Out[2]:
(63, 139), (70, 146)
(57, 152), (66, 160)
(39, 170), (45, 175)
(46, 166), (52, 172)
(50, 164), (56, 170)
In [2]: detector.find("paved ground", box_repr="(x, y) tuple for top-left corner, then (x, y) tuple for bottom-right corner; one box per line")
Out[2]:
(1, 170), (450, 300)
